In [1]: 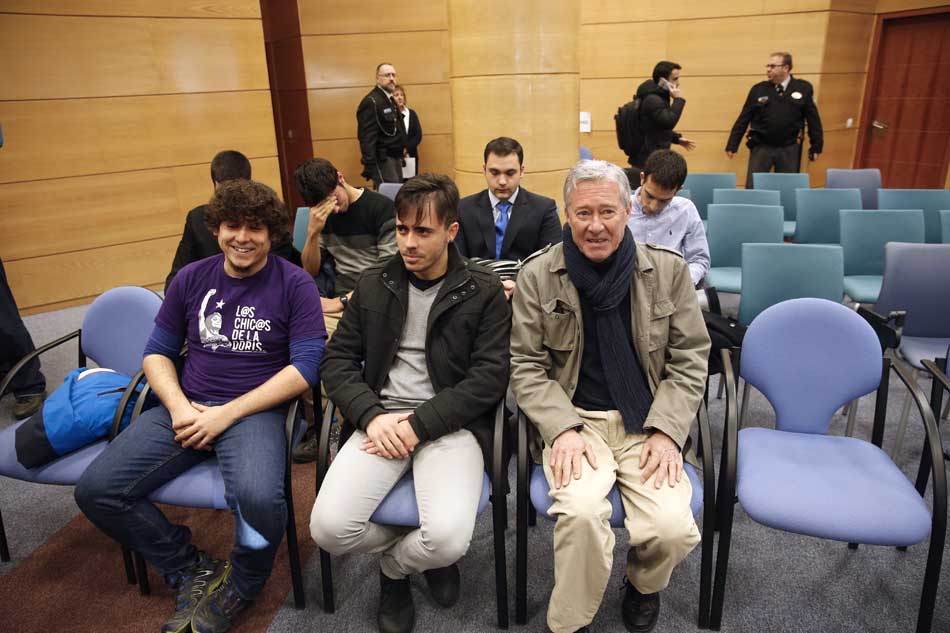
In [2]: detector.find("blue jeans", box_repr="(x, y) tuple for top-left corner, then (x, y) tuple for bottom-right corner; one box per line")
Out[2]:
(74, 403), (287, 599)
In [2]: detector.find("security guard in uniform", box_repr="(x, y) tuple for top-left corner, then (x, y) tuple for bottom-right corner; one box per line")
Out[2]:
(725, 52), (823, 187)
(357, 62), (409, 190)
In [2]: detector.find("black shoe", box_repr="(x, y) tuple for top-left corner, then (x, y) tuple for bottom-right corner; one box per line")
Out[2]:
(12, 392), (45, 420)
(378, 570), (415, 633)
(191, 574), (249, 633)
(621, 577), (660, 633)
(423, 563), (460, 607)
(161, 552), (228, 633)
(292, 424), (319, 463)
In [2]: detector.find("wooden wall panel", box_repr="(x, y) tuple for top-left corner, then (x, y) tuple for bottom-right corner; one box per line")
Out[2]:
(309, 83), (452, 140)
(3, 5), (279, 312)
(822, 11), (874, 74)
(581, 0), (772, 23)
(0, 15), (268, 100)
(301, 31), (449, 89)
(417, 134), (455, 176)
(0, 92), (277, 184)
(579, 23), (670, 78)
(813, 73), (867, 131)
(667, 14), (828, 76)
(311, 139), (365, 186)
(0, 154), (280, 293)
(450, 2), (579, 77)
(5, 237), (181, 311)
(452, 75), (579, 174)
(876, 0), (948, 12)
(298, 0), (447, 34)
(0, 1), (261, 18)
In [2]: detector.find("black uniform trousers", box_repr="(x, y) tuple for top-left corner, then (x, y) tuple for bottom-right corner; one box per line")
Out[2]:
(0, 258), (45, 398)
(746, 143), (801, 188)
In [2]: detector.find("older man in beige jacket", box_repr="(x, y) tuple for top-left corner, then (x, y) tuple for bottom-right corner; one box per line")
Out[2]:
(510, 160), (710, 633)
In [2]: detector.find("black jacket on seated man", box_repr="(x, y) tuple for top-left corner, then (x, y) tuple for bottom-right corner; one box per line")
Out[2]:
(455, 188), (562, 262)
(320, 242), (511, 468)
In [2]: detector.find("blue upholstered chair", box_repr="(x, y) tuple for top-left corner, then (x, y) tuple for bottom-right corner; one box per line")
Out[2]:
(794, 188), (862, 244)
(826, 167), (881, 209)
(712, 188), (780, 207)
(315, 401), (509, 627)
(871, 243), (950, 458)
(878, 189), (950, 244)
(0, 286), (162, 575)
(293, 206), (310, 251)
(379, 182), (403, 201)
(125, 382), (310, 608)
(738, 243), (843, 327)
(579, 146), (593, 160)
(710, 298), (947, 633)
(705, 204), (784, 293)
(940, 210), (950, 243)
(840, 209), (925, 303)
(682, 173), (736, 222)
(515, 400), (716, 628)
(751, 172), (810, 238)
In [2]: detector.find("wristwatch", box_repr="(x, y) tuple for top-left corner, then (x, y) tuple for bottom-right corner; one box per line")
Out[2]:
(339, 294), (349, 308)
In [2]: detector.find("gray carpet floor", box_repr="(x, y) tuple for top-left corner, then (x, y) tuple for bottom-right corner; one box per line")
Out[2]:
(1, 296), (949, 633)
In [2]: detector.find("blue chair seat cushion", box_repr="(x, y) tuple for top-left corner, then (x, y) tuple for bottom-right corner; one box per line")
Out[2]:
(898, 336), (950, 369)
(370, 471), (491, 527)
(736, 428), (931, 546)
(706, 268), (741, 294)
(0, 419), (107, 484)
(783, 221), (796, 238)
(149, 458), (230, 510)
(148, 416), (308, 512)
(529, 462), (703, 524)
(843, 275), (882, 303)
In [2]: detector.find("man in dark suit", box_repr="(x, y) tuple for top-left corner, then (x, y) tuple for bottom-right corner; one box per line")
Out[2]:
(456, 137), (561, 296)
(357, 63), (408, 190)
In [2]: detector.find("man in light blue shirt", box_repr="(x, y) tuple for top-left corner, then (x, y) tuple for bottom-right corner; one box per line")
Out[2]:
(626, 150), (709, 286)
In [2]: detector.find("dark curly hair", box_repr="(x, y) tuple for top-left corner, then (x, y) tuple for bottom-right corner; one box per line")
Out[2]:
(294, 158), (339, 207)
(204, 179), (287, 242)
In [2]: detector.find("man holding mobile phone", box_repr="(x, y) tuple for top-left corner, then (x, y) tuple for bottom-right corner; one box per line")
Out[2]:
(629, 61), (697, 172)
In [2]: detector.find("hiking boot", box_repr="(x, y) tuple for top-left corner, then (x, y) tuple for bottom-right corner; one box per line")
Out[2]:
(423, 563), (460, 607)
(191, 574), (249, 633)
(161, 553), (228, 633)
(292, 424), (319, 463)
(12, 393), (45, 420)
(378, 570), (414, 633)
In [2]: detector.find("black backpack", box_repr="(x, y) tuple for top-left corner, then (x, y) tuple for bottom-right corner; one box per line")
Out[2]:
(703, 311), (746, 377)
(614, 97), (644, 163)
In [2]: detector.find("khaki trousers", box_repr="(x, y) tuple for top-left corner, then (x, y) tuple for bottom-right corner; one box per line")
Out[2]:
(543, 409), (700, 633)
(310, 428), (484, 580)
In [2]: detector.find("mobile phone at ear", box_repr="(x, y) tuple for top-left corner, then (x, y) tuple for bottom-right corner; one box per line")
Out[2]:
(658, 77), (672, 91)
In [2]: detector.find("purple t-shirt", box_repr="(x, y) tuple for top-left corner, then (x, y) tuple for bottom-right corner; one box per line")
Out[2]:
(158, 254), (326, 402)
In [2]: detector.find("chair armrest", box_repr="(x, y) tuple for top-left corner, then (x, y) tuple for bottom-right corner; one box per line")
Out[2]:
(0, 329), (80, 398)
(316, 401), (336, 495)
(855, 305), (905, 351)
(716, 349), (739, 519)
(491, 398), (506, 497)
(695, 399), (716, 530)
(922, 359), (950, 396)
(108, 369), (148, 440)
(284, 396), (304, 464)
(890, 361), (947, 532)
(699, 287), (722, 316)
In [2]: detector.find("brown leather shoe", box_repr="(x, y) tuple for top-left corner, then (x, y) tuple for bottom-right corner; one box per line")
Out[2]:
(13, 393), (45, 420)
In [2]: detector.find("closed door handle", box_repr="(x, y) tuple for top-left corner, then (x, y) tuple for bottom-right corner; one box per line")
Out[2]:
(871, 119), (889, 131)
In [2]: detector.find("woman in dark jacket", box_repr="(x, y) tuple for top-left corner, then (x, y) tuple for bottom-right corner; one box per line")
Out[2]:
(393, 84), (422, 179)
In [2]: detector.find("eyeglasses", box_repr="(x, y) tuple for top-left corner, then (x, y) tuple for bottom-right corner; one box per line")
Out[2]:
(765, 64), (788, 69)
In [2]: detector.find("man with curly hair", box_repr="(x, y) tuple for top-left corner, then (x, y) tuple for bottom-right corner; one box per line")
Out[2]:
(75, 180), (326, 633)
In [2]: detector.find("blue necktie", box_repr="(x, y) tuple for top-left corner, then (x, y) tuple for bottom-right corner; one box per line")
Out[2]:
(495, 201), (511, 259)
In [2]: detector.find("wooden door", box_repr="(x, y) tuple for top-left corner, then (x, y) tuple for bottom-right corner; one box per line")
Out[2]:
(855, 9), (950, 188)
